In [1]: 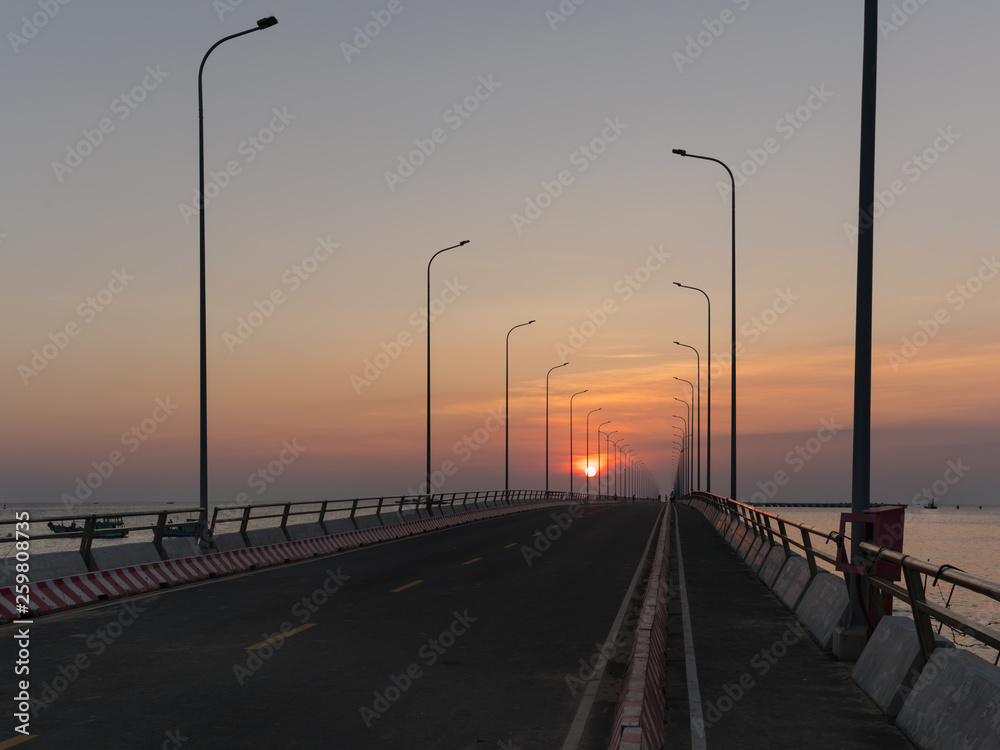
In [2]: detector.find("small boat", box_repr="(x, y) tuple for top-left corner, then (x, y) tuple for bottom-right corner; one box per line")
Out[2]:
(924, 499), (938, 509)
(47, 521), (84, 533)
(94, 516), (129, 538)
(162, 519), (199, 537)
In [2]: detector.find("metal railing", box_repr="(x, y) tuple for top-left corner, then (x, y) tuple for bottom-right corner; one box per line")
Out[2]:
(1, 490), (590, 567)
(684, 491), (1000, 663)
(687, 491), (845, 577)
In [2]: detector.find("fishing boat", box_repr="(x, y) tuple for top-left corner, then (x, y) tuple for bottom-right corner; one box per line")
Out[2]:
(162, 519), (199, 537)
(924, 498), (938, 509)
(47, 521), (84, 533)
(47, 517), (129, 537)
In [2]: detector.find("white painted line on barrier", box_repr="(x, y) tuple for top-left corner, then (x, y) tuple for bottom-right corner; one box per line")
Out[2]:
(675, 508), (707, 750)
(561, 505), (665, 750)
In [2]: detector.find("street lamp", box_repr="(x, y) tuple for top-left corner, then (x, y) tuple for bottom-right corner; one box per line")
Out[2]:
(675, 343), (701, 491)
(674, 374), (698, 492)
(674, 282), (712, 492)
(585, 408), (602, 497)
(596, 420), (611, 498)
(673, 431), (686, 495)
(569, 390), (588, 495)
(603, 430), (619, 496)
(197, 15), (279, 548)
(505, 320), (535, 492)
(425, 240), (471, 512)
(672, 148), (736, 502)
(674, 399), (691, 495)
(545, 362), (569, 495)
(611, 438), (624, 499)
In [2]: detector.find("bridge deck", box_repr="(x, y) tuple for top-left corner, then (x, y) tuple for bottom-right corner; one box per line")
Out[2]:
(7, 503), (662, 750)
(666, 503), (916, 749)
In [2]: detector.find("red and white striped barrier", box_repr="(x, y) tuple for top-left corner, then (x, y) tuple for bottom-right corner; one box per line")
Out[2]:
(608, 501), (672, 750)
(0, 500), (576, 623)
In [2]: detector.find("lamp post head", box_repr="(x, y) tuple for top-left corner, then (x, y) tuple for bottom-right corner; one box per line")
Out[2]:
(528, 320), (536, 324)
(257, 16), (278, 29)
(673, 340), (681, 345)
(562, 362), (569, 366)
(459, 240), (470, 246)
(672, 148), (687, 156)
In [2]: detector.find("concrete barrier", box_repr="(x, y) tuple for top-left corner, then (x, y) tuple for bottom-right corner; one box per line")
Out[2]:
(161, 537), (201, 560)
(896, 647), (1000, 749)
(286, 522), (327, 541)
(6, 550), (88, 584)
(794, 571), (848, 651)
(749, 541), (772, 573)
(852, 616), (955, 716)
(743, 534), (763, 563)
(246, 527), (290, 547)
(737, 529), (757, 558)
(773, 555), (813, 611)
(729, 524), (747, 550)
(758, 547), (788, 589)
(211, 532), (247, 552)
(724, 518), (741, 544)
(90, 542), (161, 570)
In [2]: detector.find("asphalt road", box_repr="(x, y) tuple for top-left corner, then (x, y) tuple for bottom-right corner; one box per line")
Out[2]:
(3, 502), (663, 750)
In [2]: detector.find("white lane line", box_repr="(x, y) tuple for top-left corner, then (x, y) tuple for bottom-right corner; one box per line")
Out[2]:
(675, 509), (708, 750)
(561, 506), (665, 750)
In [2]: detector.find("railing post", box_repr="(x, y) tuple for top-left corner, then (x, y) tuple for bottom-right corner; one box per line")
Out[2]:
(319, 500), (330, 534)
(280, 503), (292, 541)
(375, 497), (385, 524)
(350, 498), (360, 529)
(240, 506), (252, 548)
(902, 565), (938, 662)
(81, 515), (97, 571)
(800, 528), (818, 577)
(778, 518), (791, 556)
(153, 511), (168, 560)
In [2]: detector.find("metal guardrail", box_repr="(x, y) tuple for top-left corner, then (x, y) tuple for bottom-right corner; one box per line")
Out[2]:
(686, 491), (1000, 663)
(1, 490), (590, 558)
(0, 508), (205, 562)
(207, 490), (582, 546)
(688, 491), (845, 577)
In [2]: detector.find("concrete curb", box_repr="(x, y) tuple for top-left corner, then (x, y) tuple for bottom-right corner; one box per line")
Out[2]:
(0, 501), (575, 624)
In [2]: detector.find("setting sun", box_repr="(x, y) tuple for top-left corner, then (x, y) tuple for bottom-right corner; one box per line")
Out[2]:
(586, 466), (597, 478)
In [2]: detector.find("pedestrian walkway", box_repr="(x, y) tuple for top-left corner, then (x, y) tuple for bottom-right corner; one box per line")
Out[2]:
(665, 503), (916, 749)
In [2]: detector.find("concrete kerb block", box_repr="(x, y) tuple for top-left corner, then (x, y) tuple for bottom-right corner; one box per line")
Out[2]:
(246, 527), (290, 547)
(896, 647), (1000, 749)
(773, 555), (813, 611)
(90, 542), (161, 571)
(750, 540), (772, 573)
(5, 550), (88, 584)
(759, 546), (788, 588)
(210, 532), (246, 552)
(285, 522), (327, 541)
(742, 533), (762, 562)
(794, 571), (849, 651)
(724, 519), (742, 544)
(160, 537), (201, 560)
(852, 616), (955, 717)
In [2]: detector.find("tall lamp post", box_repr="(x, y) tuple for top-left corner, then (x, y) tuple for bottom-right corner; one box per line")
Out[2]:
(569, 390), (588, 495)
(674, 282), (711, 492)
(603, 430), (618, 496)
(673, 428), (687, 495)
(585, 408), (602, 497)
(675, 343), (701, 491)
(545, 362), (569, 495)
(197, 16), (279, 548)
(505, 320), (535, 492)
(596, 420), (611, 498)
(672, 148), (736, 502)
(425, 240), (471, 512)
(611, 438), (624, 499)
(673, 414), (689, 495)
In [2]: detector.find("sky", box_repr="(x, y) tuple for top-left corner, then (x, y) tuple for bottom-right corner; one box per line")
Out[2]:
(2, 0), (998, 510)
